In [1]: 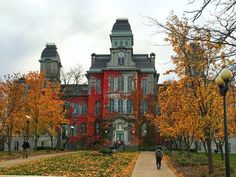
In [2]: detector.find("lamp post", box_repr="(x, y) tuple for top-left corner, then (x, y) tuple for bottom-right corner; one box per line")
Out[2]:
(70, 126), (74, 150)
(25, 115), (31, 141)
(215, 68), (233, 177)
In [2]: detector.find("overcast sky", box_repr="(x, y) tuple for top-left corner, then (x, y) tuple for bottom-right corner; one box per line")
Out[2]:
(0, 0), (199, 83)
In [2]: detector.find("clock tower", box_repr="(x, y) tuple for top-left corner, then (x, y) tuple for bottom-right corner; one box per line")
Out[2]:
(108, 19), (135, 68)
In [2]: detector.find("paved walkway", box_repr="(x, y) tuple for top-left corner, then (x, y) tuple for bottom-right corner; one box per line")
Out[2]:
(0, 151), (76, 168)
(131, 151), (176, 177)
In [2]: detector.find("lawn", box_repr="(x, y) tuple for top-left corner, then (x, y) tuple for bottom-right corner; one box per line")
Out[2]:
(0, 151), (139, 177)
(0, 149), (64, 161)
(165, 151), (236, 177)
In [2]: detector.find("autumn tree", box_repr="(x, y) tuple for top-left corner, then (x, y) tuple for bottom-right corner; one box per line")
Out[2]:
(25, 72), (64, 150)
(0, 74), (26, 154)
(149, 14), (234, 173)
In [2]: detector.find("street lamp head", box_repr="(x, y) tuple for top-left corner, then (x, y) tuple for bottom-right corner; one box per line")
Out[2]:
(25, 115), (31, 123)
(220, 68), (233, 82)
(215, 75), (225, 87)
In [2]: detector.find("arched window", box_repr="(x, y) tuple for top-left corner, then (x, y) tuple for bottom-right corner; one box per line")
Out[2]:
(126, 99), (132, 113)
(118, 76), (124, 92)
(95, 79), (101, 93)
(109, 99), (114, 113)
(142, 79), (147, 95)
(118, 99), (123, 113)
(140, 100), (148, 114)
(118, 57), (124, 65)
(109, 76), (114, 92)
(95, 100), (100, 115)
(127, 76), (132, 92)
(116, 122), (124, 130)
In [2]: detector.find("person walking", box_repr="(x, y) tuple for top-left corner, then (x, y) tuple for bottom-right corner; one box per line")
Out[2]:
(22, 141), (30, 159)
(155, 146), (164, 169)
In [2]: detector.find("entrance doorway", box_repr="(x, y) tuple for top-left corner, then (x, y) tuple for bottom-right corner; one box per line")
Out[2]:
(116, 131), (124, 141)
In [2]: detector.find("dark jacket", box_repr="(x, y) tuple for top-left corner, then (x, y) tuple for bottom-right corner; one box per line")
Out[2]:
(22, 141), (30, 149)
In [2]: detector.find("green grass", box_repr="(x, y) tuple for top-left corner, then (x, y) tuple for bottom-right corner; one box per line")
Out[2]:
(167, 150), (236, 177)
(0, 151), (139, 177)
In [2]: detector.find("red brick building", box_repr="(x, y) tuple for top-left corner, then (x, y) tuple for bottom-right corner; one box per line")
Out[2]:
(39, 19), (159, 149)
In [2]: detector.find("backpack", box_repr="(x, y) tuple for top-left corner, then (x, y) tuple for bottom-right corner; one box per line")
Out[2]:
(155, 149), (163, 158)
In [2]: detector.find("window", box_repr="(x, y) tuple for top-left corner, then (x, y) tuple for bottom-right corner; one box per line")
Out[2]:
(118, 76), (124, 92)
(74, 124), (78, 136)
(118, 99), (123, 113)
(109, 99), (114, 113)
(127, 76), (132, 92)
(142, 79), (147, 95)
(116, 122), (124, 130)
(81, 103), (87, 116)
(141, 100), (148, 114)
(118, 57), (124, 65)
(72, 103), (79, 117)
(46, 63), (51, 75)
(95, 79), (101, 93)
(14, 141), (19, 151)
(109, 76), (114, 92)
(80, 123), (87, 135)
(126, 99), (132, 113)
(95, 100), (101, 115)
(94, 122), (99, 135)
(141, 123), (147, 137)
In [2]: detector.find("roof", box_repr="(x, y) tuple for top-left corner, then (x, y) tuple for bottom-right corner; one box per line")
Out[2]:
(88, 54), (156, 72)
(112, 19), (131, 32)
(90, 55), (111, 69)
(41, 44), (58, 58)
(61, 84), (88, 97)
(132, 55), (155, 69)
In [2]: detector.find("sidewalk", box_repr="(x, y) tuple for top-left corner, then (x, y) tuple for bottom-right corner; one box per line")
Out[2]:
(0, 151), (76, 168)
(131, 151), (176, 177)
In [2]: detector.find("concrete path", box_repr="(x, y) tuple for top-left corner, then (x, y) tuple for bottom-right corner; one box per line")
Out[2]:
(131, 151), (176, 177)
(0, 151), (76, 168)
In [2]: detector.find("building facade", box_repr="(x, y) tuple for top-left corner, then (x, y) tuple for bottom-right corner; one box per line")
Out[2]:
(39, 19), (159, 149)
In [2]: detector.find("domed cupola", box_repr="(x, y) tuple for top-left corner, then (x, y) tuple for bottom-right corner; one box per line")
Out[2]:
(39, 43), (62, 82)
(112, 19), (131, 32)
(110, 18), (133, 48)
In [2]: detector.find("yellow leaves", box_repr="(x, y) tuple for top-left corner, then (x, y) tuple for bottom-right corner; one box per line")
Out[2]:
(155, 75), (228, 143)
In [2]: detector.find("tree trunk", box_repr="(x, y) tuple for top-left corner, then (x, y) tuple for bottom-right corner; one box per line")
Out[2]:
(206, 138), (214, 174)
(50, 135), (54, 149)
(219, 143), (224, 160)
(169, 137), (173, 155)
(7, 136), (12, 155)
(202, 140), (208, 157)
(33, 136), (40, 150)
(179, 137), (183, 155)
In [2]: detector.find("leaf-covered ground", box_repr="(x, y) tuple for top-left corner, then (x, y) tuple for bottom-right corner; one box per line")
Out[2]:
(0, 151), (139, 177)
(164, 151), (236, 177)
